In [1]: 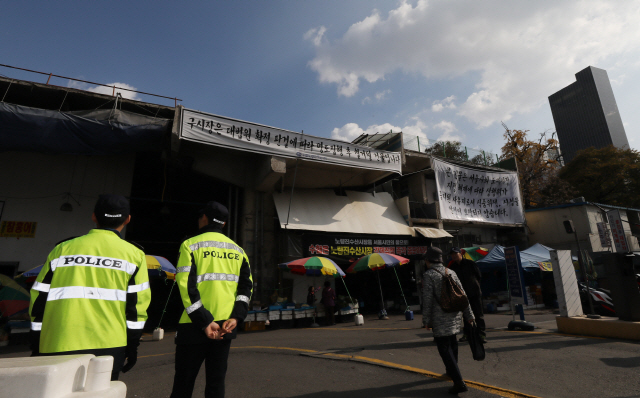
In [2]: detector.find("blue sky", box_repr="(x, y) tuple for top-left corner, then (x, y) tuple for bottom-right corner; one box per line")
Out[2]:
(2, 1), (640, 156)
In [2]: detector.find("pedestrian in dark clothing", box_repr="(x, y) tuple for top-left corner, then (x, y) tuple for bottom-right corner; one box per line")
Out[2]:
(322, 281), (336, 326)
(448, 247), (486, 342)
(422, 246), (474, 395)
(307, 286), (316, 306)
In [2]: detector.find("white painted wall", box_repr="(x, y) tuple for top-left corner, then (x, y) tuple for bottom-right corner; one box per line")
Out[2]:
(0, 152), (135, 272)
(526, 204), (634, 252)
(551, 249), (583, 318)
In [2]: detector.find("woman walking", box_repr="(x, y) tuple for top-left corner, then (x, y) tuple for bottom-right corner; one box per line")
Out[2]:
(422, 246), (475, 395)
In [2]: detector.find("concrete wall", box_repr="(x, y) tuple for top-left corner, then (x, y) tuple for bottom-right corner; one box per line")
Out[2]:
(526, 204), (633, 252)
(0, 152), (135, 272)
(526, 205), (593, 250)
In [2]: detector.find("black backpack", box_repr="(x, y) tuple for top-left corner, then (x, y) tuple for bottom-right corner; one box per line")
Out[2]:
(434, 268), (469, 313)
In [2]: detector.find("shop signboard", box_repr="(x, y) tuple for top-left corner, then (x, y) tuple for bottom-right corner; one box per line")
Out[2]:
(0, 221), (37, 238)
(302, 234), (429, 261)
(607, 209), (629, 252)
(504, 246), (528, 305)
(180, 108), (402, 173)
(432, 158), (524, 224)
(596, 222), (611, 248)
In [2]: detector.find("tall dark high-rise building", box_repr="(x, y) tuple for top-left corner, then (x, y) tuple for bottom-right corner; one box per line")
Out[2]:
(548, 66), (629, 163)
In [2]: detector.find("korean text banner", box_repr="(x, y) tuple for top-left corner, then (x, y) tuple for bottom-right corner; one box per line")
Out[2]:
(432, 158), (524, 224)
(180, 108), (402, 173)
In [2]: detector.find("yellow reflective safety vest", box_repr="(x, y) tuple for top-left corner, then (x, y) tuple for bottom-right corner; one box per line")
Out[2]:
(29, 229), (150, 353)
(176, 225), (252, 336)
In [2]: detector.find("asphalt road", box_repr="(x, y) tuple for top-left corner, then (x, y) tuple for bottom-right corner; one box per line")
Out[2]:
(2, 310), (639, 398)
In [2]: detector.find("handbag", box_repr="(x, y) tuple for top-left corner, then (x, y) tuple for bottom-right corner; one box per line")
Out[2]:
(434, 268), (469, 313)
(464, 322), (485, 361)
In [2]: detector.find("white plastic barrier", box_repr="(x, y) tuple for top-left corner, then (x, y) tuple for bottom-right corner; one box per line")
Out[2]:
(0, 354), (126, 398)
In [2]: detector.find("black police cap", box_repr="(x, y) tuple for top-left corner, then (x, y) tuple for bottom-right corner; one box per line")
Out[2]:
(94, 194), (130, 226)
(199, 201), (228, 225)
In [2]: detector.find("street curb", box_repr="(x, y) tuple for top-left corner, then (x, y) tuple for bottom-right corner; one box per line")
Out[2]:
(556, 316), (640, 341)
(301, 351), (542, 398)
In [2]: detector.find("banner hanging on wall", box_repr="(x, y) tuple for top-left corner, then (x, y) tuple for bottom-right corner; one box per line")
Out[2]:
(432, 158), (524, 224)
(180, 108), (402, 173)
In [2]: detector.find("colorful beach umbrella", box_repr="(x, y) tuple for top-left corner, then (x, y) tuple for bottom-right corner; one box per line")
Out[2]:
(0, 274), (30, 318)
(278, 256), (346, 277)
(347, 253), (411, 318)
(279, 257), (355, 310)
(461, 247), (489, 262)
(346, 253), (410, 274)
(146, 255), (177, 280)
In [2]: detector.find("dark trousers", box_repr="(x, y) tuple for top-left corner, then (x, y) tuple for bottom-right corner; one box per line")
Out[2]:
(170, 340), (232, 398)
(325, 305), (335, 325)
(468, 296), (486, 337)
(434, 335), (463, 384)
(36, 346), (126, 381)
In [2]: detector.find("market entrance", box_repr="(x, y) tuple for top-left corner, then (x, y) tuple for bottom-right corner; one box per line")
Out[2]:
(125, 151), (243, 329)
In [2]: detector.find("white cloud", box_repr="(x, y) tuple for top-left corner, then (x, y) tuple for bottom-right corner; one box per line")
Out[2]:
(68, 81), (141, 101)
(433, 120), (462, 142)
(308, 0), (640, 128)
(432, 95), (456, 112)
(331, 119), (427, 143)
(362, 89), (391, 104)
(304, 26), (327, 47)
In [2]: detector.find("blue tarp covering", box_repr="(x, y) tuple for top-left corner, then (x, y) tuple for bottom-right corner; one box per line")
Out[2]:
(0, 102), (170, 155)
(477, 245), (550, 271)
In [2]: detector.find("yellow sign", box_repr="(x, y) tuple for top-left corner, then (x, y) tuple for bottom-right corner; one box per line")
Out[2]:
(538, 261), (553, 272)
(0, 221), (37, 238)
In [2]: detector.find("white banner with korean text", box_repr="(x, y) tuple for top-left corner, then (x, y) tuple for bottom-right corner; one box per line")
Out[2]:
(179, 108), (402, 173)
(432, 158), (524, 224)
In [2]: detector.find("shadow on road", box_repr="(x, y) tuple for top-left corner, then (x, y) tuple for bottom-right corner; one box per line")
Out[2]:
(263, 379), (453, 398)
(600, 357), (640, 368)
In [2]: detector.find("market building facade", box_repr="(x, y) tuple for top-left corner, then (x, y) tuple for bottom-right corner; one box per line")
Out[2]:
(1, 73), (527, 322)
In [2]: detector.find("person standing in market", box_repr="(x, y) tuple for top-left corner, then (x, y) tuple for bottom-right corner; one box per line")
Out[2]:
(29, 194), (150, 380)
(322, 280), (336, 326)
(422, 246), (474, 395)
(170, 201), (252, 398)
(448, 247), (486, 342)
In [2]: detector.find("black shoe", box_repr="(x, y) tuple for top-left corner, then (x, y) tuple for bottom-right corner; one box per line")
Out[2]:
(480, 336), (487, 343)
(458, 335), (468, 342)
(448, 382), (468, 394)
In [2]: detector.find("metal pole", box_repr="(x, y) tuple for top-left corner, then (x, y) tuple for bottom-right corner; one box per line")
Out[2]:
(376, 271), (385, 311)
(417, 137), (421, 153)
(465, 146), (468, 161)
(574, 230), (600, 318)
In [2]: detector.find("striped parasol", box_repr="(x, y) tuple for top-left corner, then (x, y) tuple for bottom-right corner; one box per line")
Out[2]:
(146, 255), (177, 280)
(346, 253), (410, 274)
(278, 256), (346, 278)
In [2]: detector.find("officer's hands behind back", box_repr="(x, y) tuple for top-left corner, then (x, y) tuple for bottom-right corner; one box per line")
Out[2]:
(222, 319), (237, 334)
(205, 321), (222, 339)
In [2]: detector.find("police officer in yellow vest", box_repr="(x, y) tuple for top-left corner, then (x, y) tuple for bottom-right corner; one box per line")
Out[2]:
(29, 194), (150, 380)
(170, 201), (253, 398)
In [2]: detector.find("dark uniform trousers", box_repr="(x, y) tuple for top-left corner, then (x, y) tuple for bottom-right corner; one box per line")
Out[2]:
(434, 335), (462, 384)
(170, 339), (232, 398)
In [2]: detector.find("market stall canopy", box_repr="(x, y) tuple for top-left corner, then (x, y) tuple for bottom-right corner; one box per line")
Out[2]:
(273, 189), (414, 236)
(521, 243), (554, 259)
(476, 245), (548, 271)
(0, 102), (170, 155)
(414, 227), (452, 239)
